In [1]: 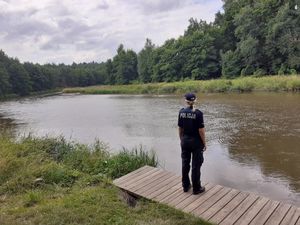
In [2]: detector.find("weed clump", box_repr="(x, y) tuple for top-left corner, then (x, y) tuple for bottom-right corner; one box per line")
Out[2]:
(0, 135), (158, 195)
(64, 75), (300, 94)
(105, 146), (158, 179)
(24, 190), (43, 207)
(0, 136), (212, 225)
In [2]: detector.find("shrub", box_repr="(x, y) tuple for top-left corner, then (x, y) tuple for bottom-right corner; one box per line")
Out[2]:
(21, 135), (74, 162)
(24, 190), (43, 207)
(289, 69), (297, 75)
(61, 141), (109, 175)
(0, 136), (159, 195)
(253, 68), (266, 77)
(105, 146), (158, 179)
(231, 78), (255, 92)
(38, 163), (80, 187)
(202, 79), (231, 92)
(286, 76), (300, 91)
(157, 84), (177, 94)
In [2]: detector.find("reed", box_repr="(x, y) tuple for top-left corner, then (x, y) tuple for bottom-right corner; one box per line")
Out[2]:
(64, 75), (300, 95)
(0, 135), (210, 225)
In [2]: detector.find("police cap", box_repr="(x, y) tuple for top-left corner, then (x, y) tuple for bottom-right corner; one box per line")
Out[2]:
(184, 93), (196, 101)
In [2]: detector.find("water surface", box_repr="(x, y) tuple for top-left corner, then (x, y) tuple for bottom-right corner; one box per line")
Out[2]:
(0, 93), (299, 206)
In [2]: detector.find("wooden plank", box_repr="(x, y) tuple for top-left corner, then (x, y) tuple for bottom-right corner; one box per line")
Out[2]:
(154, 182), (182, 202)
(124, 169), (164, 191)
(167, 182), (210, 207)
(175, 183), (215, 210)
(248, 200), (280, 225)
(148, 175), (181, 199)
(183, 185), (223, 213)
(167, 189), (194, 207)
(200, 189), (240, 220)
(113, 165), (151, 185)
(297, 212), (300, 225)
(161, 186), (189, 204)
(168, 190), (192, 207)
(264, 203), (291, 225)
(113, 165), (149, 184)
(280, 206), (298, 225)
(119, 167), (160, 187)
(220, 194), (259, 225)
(192, 187), (232, 216)
(114, 166), (300, 225)
(147, 175), (181, 199)
(125, 170), (167, 191)
(287, 208), (300, 225)
(233, 197), (269, 225)
(296, 214), (300, 225)
(118, 167), (159, 188)
(116, 166), (156, 187)
(209, 191), (249, 224)
(136, 172), (176, 197)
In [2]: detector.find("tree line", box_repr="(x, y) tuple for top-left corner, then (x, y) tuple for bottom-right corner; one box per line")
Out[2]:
(0, 0), (299, 97)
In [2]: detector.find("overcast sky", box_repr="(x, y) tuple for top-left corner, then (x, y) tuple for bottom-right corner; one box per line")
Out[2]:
(0, 0), (223, 64)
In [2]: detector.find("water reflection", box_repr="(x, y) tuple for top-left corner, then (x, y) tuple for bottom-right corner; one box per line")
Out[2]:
(201, 93), (300, 205)
(0, 113), (17, 136)
(0, 93), (299, 206)
(210, 94), (300, 187)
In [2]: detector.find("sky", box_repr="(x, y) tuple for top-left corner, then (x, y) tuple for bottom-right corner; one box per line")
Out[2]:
(0, 0), (223, 64)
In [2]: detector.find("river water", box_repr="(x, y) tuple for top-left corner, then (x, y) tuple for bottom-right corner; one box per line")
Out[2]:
(0, 93), (299, 206)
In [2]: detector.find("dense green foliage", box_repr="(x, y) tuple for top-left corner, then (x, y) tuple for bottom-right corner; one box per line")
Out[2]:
(0, 50), (108, 96)
(0, 136), (211, 225)
(0, 0), (299, 97)
(219, 0), (300, 77)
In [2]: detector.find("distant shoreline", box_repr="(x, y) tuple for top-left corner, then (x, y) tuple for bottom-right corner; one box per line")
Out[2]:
(0, 89), (63, 102)
(63, 75), (300, 95)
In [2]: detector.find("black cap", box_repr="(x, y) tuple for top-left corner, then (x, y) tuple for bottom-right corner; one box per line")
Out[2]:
(184, 93), (196, 101)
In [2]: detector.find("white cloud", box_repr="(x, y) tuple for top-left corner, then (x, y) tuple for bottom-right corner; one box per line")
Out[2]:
(0, 0), (222, 64)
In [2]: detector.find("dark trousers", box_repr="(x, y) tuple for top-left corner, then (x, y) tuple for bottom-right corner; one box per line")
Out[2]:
(181, 136), (204, 191)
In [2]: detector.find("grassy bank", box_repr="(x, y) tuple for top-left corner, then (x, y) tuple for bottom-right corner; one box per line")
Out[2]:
(0, 136), (210, 225)
(64, 75), (300, 95)
(0, 89), (63, 102)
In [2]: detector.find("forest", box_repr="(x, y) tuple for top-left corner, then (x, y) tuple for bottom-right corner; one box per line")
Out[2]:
(0, 0), (299, 97)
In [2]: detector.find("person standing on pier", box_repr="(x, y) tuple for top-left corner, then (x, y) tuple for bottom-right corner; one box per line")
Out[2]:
(178, 93), (206, 194)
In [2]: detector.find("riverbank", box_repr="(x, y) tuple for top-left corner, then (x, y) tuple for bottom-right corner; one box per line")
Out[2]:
(0, 89), (63, 102)
(0, 136), (210, 225)
(63, 75), (300, 95)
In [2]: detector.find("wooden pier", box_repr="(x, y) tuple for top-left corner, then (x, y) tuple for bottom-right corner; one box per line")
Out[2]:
(113, 166), (300, 225)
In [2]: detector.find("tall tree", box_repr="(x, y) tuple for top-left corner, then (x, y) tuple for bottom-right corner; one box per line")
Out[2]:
(181, 19), (221, 79)
(23, 63), (48, 92)
(105, 59), (114, 84)
(8, 61), (32, 96)
(112, 44), (138, 84)
(221, 50), (242, 78)
(152, 38), (178, 82)
(266, 1), (300, 73)
(0, 64), (11, 96)
(138, 39), (155, 83)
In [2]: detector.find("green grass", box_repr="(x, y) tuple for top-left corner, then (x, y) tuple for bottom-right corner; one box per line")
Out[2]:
(0, 135), (211, 225)
(63, 75), (300, 95)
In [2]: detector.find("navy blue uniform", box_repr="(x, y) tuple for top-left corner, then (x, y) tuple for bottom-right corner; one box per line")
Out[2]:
(178, 107), (205, 192)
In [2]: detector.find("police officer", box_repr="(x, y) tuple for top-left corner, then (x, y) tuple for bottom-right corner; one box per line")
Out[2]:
(178, 93), (206, 194)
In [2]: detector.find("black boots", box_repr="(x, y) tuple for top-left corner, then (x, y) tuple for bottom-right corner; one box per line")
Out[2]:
(183, 184), (205, 194)
(193, 186), (205, 195)
(183, 184), (191, 192)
